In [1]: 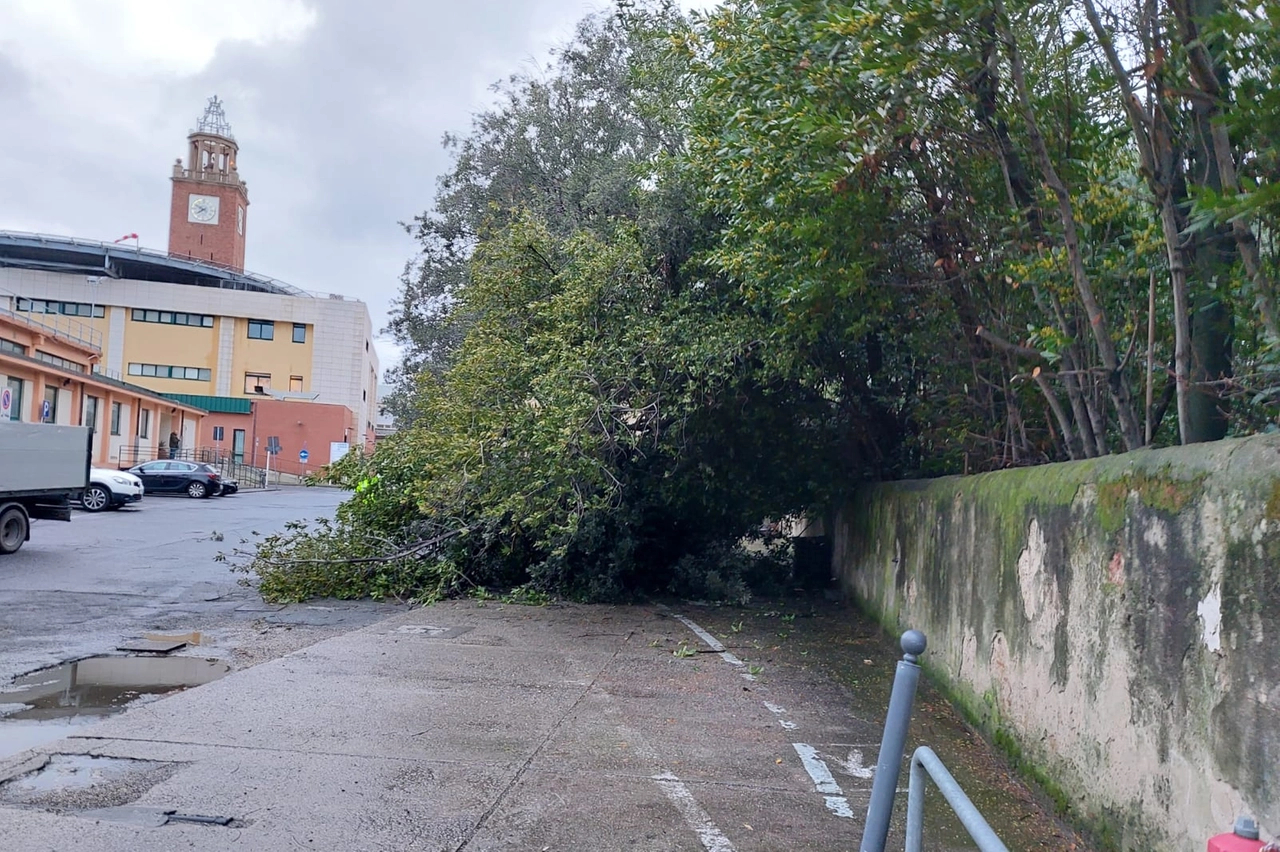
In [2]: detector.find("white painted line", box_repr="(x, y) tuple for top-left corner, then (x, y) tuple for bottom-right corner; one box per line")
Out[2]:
(792, 743), (856, 819)
(653, 772), (738, 852)
(836, 749), (875, 779)
(673, 614), (726, 651)
(762, 701), (799, 730)
(793, 743), (841, 794)
(673, 614), (756, 681)
(823, 796), (856, 818)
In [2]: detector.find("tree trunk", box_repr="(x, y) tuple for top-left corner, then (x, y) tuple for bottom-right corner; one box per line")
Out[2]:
(998, 5), (1144, 450)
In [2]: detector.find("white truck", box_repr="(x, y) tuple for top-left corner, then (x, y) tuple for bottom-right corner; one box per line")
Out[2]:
(0, 423), (92, 554)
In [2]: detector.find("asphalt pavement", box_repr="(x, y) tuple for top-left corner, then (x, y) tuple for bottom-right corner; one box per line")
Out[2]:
(0, 487), (398, 686)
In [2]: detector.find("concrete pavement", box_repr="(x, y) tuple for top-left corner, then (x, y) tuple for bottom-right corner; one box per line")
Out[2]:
(0, 601), (897, 851)
(0, 598), (1090, 851)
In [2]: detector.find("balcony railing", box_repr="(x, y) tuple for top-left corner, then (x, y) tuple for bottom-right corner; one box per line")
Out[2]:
(0, 304), (103, 352)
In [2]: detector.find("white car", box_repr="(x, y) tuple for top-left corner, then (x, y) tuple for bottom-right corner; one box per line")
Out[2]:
(78, 467), (145, 512)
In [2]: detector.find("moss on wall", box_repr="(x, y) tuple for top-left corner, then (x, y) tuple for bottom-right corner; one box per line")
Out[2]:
(836, 434), (1280, 852)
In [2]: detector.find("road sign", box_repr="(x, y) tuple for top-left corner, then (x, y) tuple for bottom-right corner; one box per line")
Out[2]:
(41, 400), (51, 422)
(299, 449), (309, 463)
(0, 387), (10, 419)
(265, 436), (281, 456)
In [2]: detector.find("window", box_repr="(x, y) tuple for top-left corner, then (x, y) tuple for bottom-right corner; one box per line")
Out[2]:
(245, 372), (271, 394)
(289, 375), (304, 392)
(138, 408), (150, 439)
(232, 429), (246, 463)
(83, 395), (100, 431)
(292, 323), (306, 344)
(43, 385), (58, 423)
(0, 338), (25, 356)
(16, 298), (104, 318)
(6, 377), (23, 422)
(127, 363), (211, 381)
(36, 351), (85, 372)
(110, 402), (122, 435)
(247, 320), (274, 340)
(237, 205), (244, 235)
(130, 308), (214, 328)
(362, 389), (366, 401)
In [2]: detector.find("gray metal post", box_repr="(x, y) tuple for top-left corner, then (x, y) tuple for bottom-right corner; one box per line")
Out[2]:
(860, 629), (927, 852)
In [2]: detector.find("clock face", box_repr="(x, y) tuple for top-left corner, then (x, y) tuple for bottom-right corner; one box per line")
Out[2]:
(188, 194), (220, 224)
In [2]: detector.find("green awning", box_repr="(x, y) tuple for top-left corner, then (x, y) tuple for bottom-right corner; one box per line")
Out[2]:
(162, 394), (252, 414)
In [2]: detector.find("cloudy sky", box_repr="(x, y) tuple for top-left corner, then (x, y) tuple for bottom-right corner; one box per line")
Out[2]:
(0, 0), (713, 373)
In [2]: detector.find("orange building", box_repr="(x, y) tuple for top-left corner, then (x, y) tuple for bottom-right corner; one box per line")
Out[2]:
(164, 393), (363, 478)
(0, 308), (205, 467)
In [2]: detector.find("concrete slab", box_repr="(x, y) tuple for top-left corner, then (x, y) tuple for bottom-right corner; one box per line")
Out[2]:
(0, 599), (1089, 851)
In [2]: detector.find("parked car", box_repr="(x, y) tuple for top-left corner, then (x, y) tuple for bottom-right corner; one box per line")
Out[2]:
(201, 464), (238, 496)
(126, 460), (222, 498)
(78, 467), (144, 512)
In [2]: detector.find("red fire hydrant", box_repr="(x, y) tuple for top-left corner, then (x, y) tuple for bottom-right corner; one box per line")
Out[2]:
(1209, 817), (1271, 852)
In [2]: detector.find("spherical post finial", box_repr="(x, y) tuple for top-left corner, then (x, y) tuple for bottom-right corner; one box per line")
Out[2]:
(900, 629), (927, 660)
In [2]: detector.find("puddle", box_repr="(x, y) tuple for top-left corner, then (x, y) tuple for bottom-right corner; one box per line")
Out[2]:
(0, 656), (229, 760)
(0, 754), (181, 811)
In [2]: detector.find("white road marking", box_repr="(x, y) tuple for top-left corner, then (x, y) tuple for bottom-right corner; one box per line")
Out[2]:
(836, 749), (875, 779)
(792, 743), (855, 819)
(653, 772), (738, 852)
(793, 743), (841, 794)
(762, 700), (799, 731)
(824, 796), (856, 818)
(673, 614), (756, 681)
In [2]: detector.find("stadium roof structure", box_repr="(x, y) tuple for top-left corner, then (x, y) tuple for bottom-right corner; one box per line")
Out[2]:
(0, 230), (319, 298)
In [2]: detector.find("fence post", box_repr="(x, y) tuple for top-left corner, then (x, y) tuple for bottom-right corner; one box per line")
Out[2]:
(860, 629), (928, 852)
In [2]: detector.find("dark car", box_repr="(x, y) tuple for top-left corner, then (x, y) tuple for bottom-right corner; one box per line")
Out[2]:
(201, 464), (239, 495)
(127, 460), (223, 499)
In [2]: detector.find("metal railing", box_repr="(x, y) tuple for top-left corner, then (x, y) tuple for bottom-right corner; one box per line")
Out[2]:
(859, 630), (1009, 852)
(115, 445), (268, 488)
(905, 747), (1009, 852)
(0, 303), (103, 352)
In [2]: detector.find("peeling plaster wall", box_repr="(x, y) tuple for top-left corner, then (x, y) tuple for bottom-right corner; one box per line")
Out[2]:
(834, 434), (1280, 851)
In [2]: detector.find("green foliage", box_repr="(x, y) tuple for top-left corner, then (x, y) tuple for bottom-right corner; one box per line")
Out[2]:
(243, 0), (1280, 605)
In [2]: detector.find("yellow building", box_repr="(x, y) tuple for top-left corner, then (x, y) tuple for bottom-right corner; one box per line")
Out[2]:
(0, 98), (379, 460)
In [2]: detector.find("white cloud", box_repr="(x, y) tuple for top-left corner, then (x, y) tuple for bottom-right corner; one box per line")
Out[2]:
(0, 0), (316, 80)
(0, 0), (716, 373)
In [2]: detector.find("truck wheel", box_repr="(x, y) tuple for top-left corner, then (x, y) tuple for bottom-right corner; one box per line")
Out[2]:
(187, 481), (208, 499)
(0, 506), (29, 555)
(81, 485), (110, 513)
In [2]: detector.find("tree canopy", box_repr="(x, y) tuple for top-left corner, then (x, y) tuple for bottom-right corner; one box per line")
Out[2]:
(241, 0), (1280, 603)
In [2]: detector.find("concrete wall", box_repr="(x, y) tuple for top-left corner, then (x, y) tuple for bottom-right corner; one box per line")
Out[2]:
(834, 434), (1280, 850)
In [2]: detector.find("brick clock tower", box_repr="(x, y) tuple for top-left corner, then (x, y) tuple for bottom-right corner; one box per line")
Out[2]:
(168, 96), (249, 272)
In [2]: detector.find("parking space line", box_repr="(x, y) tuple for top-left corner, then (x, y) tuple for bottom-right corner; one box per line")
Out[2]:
(672, 613), (755, 681)
(652, 772), (738, 852)
(792, 743), (855, 819)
